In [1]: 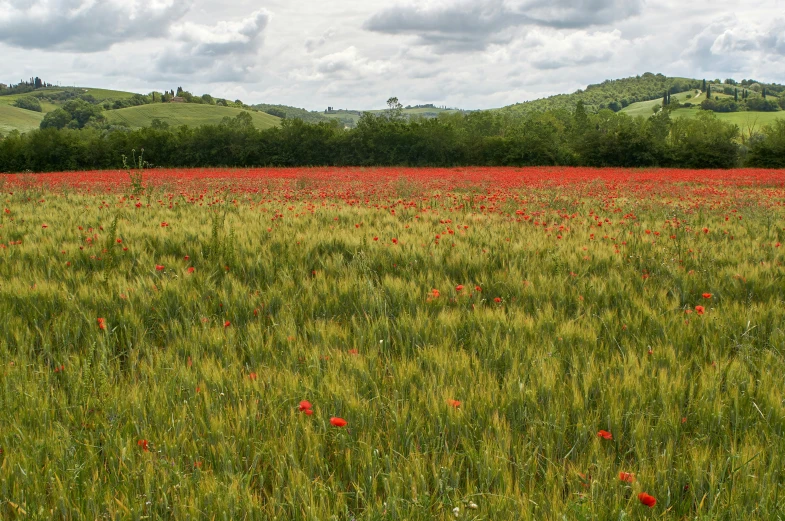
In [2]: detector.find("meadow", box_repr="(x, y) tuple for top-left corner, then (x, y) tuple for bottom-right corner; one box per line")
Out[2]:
(103, 104), (280, 130)
(1, 167), (784, 520)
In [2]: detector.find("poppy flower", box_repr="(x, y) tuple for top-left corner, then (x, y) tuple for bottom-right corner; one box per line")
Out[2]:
(97, 317), (106, 330)
(391, 238), (398, 244)
(494, 297), (502, 303)
(137, 439), (149, 452)
(224, 320), (231, 328)
(330, 417), (347, 427)
(304, 409), (313, 416)
(475, 285), (482, 292)
(431, 289), (440, 298)
(184, 255), (190, 260)
(448, 399), (461, 408)
(619, 472), (636, 483)
(456, 285), (464, 291)
(695, 305), (705, 315)
(638, 492), (656, 507)
(187, 267), (195, 273)
(299, 400), (313, 411)
(597, 430), (613, 440)
(249, 372), (257, 381)
(702, 293), (712, 299)
(155, 265), (165, 271)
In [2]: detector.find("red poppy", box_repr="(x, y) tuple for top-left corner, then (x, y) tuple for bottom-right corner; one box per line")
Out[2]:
(299, 400), (313, 411)
(695, 305), (705, 315)
(155, 264), (165, 271)
(702, 293), (712, 299)
(187, 267), (195, 273)
(475, 285), (482, 292)
(224, 320), (231, 328)
(456, 285), (464, 291)
(597, 430), (613, 440)
(391, 238), (398, 244)
(448, 399), (461, 408)
(249, 372), (257, 380)
(97, 317), (106, 330)
(304, 409), (313, 416)
(638, 492), (656, 507)
(116, 238), (122, 244)
(137, 439), (149, 452)
(184, 255), (190, 260)
(494, 297), (502, 303)
(619, 472), (636, 483)
(431, 289), (440, 298)
(348, 348), (359, 355)
(330, 417), (347, 427)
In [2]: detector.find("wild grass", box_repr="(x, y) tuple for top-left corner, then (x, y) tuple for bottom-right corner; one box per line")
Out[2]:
(0, 168), (784, 520)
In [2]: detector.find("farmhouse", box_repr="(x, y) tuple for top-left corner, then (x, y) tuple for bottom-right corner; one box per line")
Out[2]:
(170, 96), (186, 103)
(0, 83), (7, 90)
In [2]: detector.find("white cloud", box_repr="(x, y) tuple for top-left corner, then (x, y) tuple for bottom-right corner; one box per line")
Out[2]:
(153, 9), (271, 80)
(0, 0), (191, 51)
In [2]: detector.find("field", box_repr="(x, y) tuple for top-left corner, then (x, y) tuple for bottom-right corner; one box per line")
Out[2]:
(1, 167), (784, 519)
(0, 105), (44, 134)
(622, 91), (784, 134)
(104, 103), (281, 130)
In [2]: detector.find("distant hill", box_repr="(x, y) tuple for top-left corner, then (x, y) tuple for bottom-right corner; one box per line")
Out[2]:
(254, 104), (335, 124)
(104, 103), (280, 130)
(502, 73), (700, 114)
(254, 104), (462, 128)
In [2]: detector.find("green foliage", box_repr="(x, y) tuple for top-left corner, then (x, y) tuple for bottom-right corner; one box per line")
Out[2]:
(0, 104), (773, 171)
(39, 99), (105, 130)
(744, 98), (780, 112)
(701, 98), (739, 113)
(746, 120), (785, 167)
(12, 96), (42, 112)
(503, 72), (699, 115)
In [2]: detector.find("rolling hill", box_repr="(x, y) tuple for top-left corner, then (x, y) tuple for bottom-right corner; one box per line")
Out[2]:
(104, 103), (280, 130)
(0, 105), (45, 134)
(501, 73), (700, 114)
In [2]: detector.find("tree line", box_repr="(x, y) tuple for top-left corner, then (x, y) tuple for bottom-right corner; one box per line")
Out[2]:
(1, 103), (784, 172)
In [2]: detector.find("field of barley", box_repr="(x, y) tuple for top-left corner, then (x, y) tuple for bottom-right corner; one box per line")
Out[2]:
(1, 167), (784, 520)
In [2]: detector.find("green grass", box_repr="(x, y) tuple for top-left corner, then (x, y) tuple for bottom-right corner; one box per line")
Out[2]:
(621, 90), (702, 117)
(0, 168), (784, 519)
(0, 105), (45, 134)
(104, 103), (281, 130)
(623, 91), (784, 133)
(671, 108), (785, 134)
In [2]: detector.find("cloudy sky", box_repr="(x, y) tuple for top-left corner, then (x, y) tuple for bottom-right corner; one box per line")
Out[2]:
(1, 0), (784, 110)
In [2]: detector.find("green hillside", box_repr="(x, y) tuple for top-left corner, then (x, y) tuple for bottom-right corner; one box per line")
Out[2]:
(320, 107), (460, 127)
(503, 73), (699, 114)
(622, 85), (784, 134)
(104, 103), (280, 130)
(672, 107), (784, 134)
(0, 105), (45, 134)
(255, 104), (334, 124)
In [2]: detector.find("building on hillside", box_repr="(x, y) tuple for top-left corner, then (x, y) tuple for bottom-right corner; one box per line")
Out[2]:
(170, 96), (186, 103)
(0, 84), (7, 90)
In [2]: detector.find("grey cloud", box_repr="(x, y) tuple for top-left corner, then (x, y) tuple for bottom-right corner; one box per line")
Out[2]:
(681, 16), (785, 73)
(0, 0), (191, 51)
(153, 9), (271, 80)
(363, 0), (644, 52)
